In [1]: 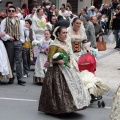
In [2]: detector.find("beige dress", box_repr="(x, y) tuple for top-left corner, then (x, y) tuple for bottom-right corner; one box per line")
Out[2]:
(109, 85), (120, 120)
(0, 40), (12, 80)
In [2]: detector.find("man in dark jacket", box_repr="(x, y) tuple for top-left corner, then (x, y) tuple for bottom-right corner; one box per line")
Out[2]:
(55, 15), (70, 28)
(112, 8), (120, 49)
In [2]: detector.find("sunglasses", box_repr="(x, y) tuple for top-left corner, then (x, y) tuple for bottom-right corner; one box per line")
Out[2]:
(8, 10), (15, 13)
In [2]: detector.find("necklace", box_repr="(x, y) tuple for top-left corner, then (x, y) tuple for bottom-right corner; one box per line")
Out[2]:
(57, 38), (66, 45)
(58, 38), (64, 42)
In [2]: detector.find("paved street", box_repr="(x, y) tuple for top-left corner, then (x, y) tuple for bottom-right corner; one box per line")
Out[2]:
(0, 33), (119, 120)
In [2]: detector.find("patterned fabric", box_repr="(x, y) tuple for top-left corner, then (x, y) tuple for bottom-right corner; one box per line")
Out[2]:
(39, 65), (89, 114)
(5, 17), (20, 40)
(72, 41), (81, 53)
(36, 20), (46, 29)
(109, 85), (120, 120)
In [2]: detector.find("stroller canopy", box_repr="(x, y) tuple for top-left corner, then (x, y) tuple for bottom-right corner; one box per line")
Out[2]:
(78, 53), (96, 74)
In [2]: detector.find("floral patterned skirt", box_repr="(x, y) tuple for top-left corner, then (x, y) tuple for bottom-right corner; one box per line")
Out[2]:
(109, 85), (120, 120)
(38, 64), (90, 114)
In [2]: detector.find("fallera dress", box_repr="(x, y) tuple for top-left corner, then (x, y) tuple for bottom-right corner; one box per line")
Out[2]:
(0, 40), (12, 80)
(67, 28), (109, 98)
(38, 39), (91, 114)
(109, 85), (120, 120)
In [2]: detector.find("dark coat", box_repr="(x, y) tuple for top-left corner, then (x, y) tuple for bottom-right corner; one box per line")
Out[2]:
(112, 13), (120, 30)
(101, 8), (111, 20)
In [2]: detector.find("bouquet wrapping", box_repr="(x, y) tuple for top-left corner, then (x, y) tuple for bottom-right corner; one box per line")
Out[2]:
(52, 52), (71, 68)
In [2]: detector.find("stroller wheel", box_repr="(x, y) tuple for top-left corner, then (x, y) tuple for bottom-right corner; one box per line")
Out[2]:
(98, 101), (101, 108)
(101, 101), (105, 108)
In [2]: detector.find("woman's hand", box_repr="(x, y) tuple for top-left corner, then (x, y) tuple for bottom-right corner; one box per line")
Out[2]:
(58, 60), (64, 65)
(9, 37), (15, 41)
(0, 32), (6, 37)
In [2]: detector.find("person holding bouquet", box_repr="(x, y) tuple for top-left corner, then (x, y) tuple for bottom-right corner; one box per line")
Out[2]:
(38, 26), (90, 114)
(33, 30), (52, 84)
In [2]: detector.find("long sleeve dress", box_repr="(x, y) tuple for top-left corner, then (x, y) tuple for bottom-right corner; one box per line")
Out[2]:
(33, 38), (52, 83)
(38, 39), (90, 114)
(32, 15), (46, 57)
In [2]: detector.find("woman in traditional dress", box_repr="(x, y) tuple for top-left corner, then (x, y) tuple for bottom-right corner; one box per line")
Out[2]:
(67, 17), (109, 101)
(67, 17), (87, 61)
(32, 8), (46, 63)
(109, 85), (120, 120)
(0, 31), (12, 82)
(25, 7), (37, 21)
(33, 30), (52, 84)
(38, 26), (90, 114)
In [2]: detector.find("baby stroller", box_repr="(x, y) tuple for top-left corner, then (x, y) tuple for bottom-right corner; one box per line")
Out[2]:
(78, 53), (108, 108)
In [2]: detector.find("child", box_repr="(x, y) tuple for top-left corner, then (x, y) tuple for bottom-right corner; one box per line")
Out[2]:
(22, 19), (36, 77)
(33, 30), (52, 84)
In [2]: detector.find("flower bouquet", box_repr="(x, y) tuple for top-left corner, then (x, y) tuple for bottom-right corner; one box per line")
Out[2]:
(43, 61), (49, 73)
(39, 42), (49, 54)
(32, 40), (40, 46)
(52, 52), (71, 68)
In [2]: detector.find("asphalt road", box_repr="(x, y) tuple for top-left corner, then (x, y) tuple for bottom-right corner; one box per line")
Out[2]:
(0, 68), (114, 120)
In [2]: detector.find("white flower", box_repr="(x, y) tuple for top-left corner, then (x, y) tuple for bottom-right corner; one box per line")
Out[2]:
(32, 40), (40, 46)
(52, 53), (61, 59)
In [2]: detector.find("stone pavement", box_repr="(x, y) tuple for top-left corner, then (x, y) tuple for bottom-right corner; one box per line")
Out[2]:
(96, 35), (120, 96)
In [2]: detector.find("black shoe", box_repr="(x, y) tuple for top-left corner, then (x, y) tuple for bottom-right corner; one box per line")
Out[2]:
(18, 80), (26, 86)
(8, 77), (14, 84)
